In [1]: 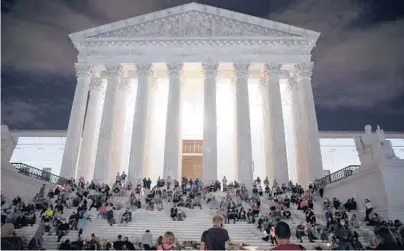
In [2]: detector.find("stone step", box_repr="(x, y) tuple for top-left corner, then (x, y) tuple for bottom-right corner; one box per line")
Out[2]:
(15, 192), (373, 250)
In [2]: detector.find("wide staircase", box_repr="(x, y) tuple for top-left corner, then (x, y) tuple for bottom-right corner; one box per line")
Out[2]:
(258, 194), (373, 247)
(14, 193), (273, 249)
(14, 192), (326, 250)
(13, 182), (373, 249)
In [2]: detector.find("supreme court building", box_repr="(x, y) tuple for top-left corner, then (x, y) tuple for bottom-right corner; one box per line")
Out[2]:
(60, 2), (324, 187)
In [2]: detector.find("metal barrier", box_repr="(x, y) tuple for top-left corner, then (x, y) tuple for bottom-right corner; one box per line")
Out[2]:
(318, 165), (360, 186)
(10, 162), (69, 185)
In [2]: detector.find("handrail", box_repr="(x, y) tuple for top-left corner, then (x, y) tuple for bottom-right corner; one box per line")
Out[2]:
(317, 165), (360, 186)
(10, 162), (69, 185)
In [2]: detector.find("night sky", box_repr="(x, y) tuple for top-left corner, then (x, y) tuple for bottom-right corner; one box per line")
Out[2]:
(2, 0), (404, 131)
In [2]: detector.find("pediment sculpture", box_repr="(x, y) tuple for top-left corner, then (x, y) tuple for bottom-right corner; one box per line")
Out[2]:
(92, 11), (298, 38)
(1, 125), (18, 169)
(354, 125), (398, 166)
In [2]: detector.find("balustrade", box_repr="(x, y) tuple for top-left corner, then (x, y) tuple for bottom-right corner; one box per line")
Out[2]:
(317, 165), (360, 185)
(10, 163), (69, 185)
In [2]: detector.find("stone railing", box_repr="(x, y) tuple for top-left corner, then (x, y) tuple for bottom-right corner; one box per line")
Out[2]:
(318, 165), (360, 186)
(10, 163), (69, 185)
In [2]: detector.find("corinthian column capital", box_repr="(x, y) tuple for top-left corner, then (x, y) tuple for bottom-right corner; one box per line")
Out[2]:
(294, 62), (313, 79)
(202, 62), (218, 77)
(233, 63), (250, 79)
(167, 62), (183, 76)
(105, 64), (124, 78)
(287, 70), (301, 92)
(75, 63), (95, 78)
(264, 63), (282, 80)
(136, 63), (153, 77)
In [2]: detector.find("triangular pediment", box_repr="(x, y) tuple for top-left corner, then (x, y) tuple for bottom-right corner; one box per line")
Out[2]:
(69, 2), (319, 41)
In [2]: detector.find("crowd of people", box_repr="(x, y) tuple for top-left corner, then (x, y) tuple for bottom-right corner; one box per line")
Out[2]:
(2, 172), (404, 250)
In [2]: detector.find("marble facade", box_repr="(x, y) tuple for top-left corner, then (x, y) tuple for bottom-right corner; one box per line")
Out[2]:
(58, 3), (324, 186)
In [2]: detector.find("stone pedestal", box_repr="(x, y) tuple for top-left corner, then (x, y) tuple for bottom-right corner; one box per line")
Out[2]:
(324, 160), (404, 222)
(1, 125), (18, 171)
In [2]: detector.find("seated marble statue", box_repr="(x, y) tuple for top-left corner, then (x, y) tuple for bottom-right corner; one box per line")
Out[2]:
(355, 125), (399, 165)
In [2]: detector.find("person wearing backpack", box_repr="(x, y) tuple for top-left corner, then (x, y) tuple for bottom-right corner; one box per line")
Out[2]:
(157, 231), (180, 250)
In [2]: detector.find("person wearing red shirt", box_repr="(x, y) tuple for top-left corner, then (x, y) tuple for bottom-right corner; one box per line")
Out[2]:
(271, 221), (305, 250)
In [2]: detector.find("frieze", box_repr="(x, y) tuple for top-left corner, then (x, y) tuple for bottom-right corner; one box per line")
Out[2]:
(78, 46), (312, 60)
(75, 38), (312, 49)
(91, 11), (300, 38)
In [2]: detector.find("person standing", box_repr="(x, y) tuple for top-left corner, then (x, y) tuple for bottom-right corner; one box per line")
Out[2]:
(115, 172), (122, 185)
(364, 198), (373, 221)
(200, 215), (231, 250)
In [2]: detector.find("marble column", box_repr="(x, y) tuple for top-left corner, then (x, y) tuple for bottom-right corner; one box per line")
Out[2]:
(202, 63), (218, 184)
(263, 64), (289, 185)
(76, 77), (104, 181)
(163, 63), (183, 181)
(108, 76), (130, 184)
(259, 78), (274, 180)
(93, 64), (123, 184)
(60, 64), (94, 179)
(291, 62), (323, 186)
(233, 63), (254, 189)
(290, 74), (307, 186)
(143, 77), (158, 179)
(128, 63), (153, 183)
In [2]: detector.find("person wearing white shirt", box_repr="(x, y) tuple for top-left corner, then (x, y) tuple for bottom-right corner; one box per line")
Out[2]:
(364, 198), (373, 221)
(141, 230), (153, 250)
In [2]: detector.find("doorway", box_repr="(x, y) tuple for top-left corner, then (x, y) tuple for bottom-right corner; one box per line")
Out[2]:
(182, 155), (203, 180)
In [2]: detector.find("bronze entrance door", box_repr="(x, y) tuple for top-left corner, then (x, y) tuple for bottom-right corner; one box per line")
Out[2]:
(181, 156), (203, 180)
(181, 140), (203, 180)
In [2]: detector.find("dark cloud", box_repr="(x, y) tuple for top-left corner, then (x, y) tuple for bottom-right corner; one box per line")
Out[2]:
(1, 0), (404, 131)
